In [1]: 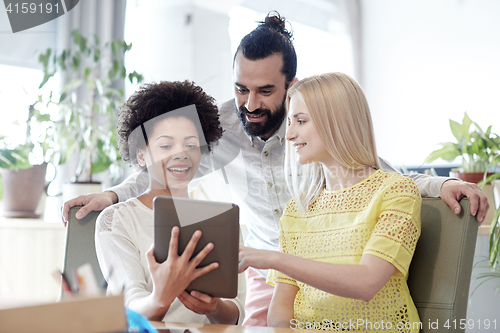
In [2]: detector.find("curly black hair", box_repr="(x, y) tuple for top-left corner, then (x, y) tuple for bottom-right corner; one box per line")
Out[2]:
(117, 80), (223, 171)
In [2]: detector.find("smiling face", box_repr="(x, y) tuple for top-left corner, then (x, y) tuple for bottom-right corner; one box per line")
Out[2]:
(286, 94), (331, 165)
(137, 116), (201, 194)
(233, 52), (289, 140)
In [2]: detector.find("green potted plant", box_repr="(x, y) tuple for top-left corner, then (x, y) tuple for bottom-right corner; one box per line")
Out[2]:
(425, 111), (500, 227)
(426, 112), (500, 290)
(0, 104), (55, 217)
(425, 112), (500, 183)
(37, 30), (143, 198)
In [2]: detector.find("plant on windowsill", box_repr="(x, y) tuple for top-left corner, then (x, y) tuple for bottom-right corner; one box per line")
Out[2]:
(0, 104), (55, 218)
(424, 112), (500, 183)
(36, 29), (143, 196)
(425, 112), (500, 290)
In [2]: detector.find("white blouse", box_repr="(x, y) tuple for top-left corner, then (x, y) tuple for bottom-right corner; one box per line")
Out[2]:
(95, 198), (245, 324)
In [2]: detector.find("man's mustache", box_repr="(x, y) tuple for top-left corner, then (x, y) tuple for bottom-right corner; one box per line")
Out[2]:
(239, 106), (271, 117)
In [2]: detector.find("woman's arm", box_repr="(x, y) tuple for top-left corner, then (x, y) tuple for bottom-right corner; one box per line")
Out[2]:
(178, 291), (239, 324)
(268, 283), (298, 328)
(276, 253), (395, 302)
(239, 247), (395, 302)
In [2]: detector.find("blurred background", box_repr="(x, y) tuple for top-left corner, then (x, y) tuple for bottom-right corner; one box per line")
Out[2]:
(2, 0), (499, 183)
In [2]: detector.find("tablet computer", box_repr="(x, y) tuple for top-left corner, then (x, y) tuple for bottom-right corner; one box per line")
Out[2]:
(153, 196), (239, 298)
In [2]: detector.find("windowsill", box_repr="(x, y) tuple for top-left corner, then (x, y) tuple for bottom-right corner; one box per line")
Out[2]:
(479, 225), (494, 235)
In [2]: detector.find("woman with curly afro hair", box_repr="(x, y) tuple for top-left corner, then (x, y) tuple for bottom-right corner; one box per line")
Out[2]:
(95, 81), (245, 324)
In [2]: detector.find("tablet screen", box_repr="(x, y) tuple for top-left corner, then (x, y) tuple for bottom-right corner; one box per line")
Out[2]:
(153, 196), (239, 298)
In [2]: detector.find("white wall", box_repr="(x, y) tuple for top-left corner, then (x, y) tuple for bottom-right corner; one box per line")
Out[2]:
(361, 2), (500, 328)
(361, 0), (500, 169)
(124, 0), (233, 103)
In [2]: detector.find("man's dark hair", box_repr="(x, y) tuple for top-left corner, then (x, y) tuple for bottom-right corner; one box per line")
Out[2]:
(117, 80), (223, 171)
(234, 11), (297, 87)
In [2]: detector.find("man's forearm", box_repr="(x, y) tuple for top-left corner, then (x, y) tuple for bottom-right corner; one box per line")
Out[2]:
(106, 171), (148, 202)
(103, 190), (118, 204)
(378, 157), (454, 197)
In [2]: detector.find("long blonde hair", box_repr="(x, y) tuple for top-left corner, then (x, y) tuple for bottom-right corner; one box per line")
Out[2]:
(285, 72), (381, 212)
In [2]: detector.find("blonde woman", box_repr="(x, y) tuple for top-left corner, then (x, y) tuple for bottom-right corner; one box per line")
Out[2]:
(239, 72), (421, 332)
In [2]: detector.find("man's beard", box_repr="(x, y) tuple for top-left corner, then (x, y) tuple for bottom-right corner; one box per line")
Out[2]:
(236, 99), (287, 138)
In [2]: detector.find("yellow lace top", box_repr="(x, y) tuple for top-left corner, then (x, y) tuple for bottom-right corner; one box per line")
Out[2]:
(268, 170), (422, 332)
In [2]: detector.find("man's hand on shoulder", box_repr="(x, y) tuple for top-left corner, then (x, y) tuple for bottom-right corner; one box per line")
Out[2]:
(440, 179), (490, 224)
(61, 191), (118, 226)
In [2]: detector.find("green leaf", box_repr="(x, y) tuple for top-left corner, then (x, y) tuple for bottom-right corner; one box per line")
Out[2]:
(39, 71), (55, 89)
(91, 145), (112, 174)
(128, 71), (144, 84)
(58, 50), (68, 69)
(83, 67), (92, 80)
(59, 92), (67, 103)
(79, 36), (87, 53)
(72, 30), (81, 44)
(0, 154), (14, 168)
(478, 172), (500, 188)
(113, 60), (120, 76)
(93, 48), (101, 63)
(450, 119), (464, 142)
(485, 125), (492, 137)
(61, 79), (84, 93)
(36, 113), (51, 122)
(111, 40), (118, 57)
(0, 147), (31, 170)
(38, 48), (51, 68)
(490, 223), (500, 266)
(71, 53), (81, 71)
(424, 144), (460, 163)
(462, 112), (473, 134)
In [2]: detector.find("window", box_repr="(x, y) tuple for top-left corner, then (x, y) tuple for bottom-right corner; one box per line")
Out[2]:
(0, 64), (43, 146)
(0, 64), (59, 166)
(228, 6), (355, 79)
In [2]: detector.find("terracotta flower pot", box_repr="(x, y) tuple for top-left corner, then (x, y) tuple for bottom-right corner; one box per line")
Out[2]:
(0, 163), (47, 218)
(449, 171), (494, 184)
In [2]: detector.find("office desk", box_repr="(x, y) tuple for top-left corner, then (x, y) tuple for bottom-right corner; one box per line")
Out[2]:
(151, 322), (359, 333)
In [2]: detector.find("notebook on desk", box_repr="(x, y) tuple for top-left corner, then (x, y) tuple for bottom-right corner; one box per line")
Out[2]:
(153, 196), (239, 298)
